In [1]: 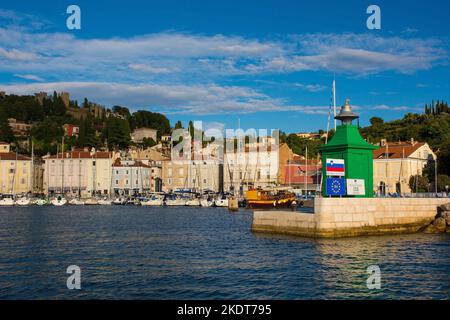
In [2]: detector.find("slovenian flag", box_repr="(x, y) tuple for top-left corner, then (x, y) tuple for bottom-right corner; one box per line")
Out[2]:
(326, 159), (345, 175)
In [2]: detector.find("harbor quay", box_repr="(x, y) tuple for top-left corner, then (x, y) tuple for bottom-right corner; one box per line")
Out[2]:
(252, 197), (450, 238)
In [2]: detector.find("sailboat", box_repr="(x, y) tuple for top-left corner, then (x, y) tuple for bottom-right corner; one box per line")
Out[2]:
(141, 194), (164, 206)
(52, 140), (67, 206)
(0, 195), (15, 206)
(34, 198), (48, 206)
(15, 197), (31, 206)
(98, 197), (112, 205)
(51, 195), (67, 206)
(69, 198), (85, 205)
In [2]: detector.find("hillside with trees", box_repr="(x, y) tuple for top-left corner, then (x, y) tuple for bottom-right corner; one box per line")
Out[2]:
(0, 93), (171, 156)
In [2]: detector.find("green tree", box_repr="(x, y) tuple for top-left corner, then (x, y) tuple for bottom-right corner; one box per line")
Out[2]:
(77, 114), (99, 148)
(104, 117), (131, 149)
(0, 108), (14, 142)
(409, 175), (429, 193)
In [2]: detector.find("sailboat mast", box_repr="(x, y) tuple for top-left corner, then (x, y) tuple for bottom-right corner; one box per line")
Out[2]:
(304, 146), (308, 196)
(31, 139), (34, 195)
(333, 78), (337, 131)
(61, 136), (64, 195)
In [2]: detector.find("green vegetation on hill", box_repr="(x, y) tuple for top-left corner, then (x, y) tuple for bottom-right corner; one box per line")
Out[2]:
(0, 93), (171, 155)
(360, 100), (450, 176)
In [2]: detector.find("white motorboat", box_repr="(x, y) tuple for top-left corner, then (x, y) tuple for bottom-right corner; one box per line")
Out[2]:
(69, 198), (85, 205)
(141, 196), (163, 206)
(51, 196), (67, 206)
(34, 198), (48, 206)
(165, 197), (187, 206)
(0, 197), (15, 206)
(185, 198), (201, 206)
(113, 197), (126, 205)
(98, 198), (112, 205)
(84, 198), (99, 205)
(200, 198), (214, 207)
(214, 197), (229, 207)
(15, 197), (31, 206)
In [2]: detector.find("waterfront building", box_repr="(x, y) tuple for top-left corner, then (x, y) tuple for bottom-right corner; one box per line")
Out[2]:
(8, 118), (32, 137)
(162, 159), (222, 193)
(0, 143), (32, 194)
(277, 143), (296, 184)
(283, 159), (322, 193)
(224, 145), (279, 195)
(129, 148), (167, 192)
(373, 139), (436, 195)
(131, 128), (157, 143)
(112, 159), (152, 195)
(63, 124), (80, 137)
(43, 149), (116, 198)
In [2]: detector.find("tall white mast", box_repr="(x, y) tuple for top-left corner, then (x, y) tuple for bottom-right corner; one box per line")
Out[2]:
(333, 78), (337, 131)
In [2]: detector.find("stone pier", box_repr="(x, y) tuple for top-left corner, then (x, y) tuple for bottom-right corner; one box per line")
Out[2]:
(252, 197), (450, 238)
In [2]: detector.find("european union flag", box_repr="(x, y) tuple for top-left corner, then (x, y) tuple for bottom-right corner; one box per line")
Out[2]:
(326, 178), (346, 196)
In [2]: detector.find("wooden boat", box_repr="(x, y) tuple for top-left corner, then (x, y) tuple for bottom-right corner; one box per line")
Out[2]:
(246, 189), (296, 209)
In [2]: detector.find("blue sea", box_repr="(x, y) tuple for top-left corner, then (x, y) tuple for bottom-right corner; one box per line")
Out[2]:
(0, 206), (448, 299)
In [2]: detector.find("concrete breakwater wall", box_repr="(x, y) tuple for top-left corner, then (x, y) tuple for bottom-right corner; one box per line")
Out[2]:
(252, 198), (450, 238)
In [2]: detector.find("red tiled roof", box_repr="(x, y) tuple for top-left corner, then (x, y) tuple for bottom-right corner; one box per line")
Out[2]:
(0, 152), (31, 161)
(373, 142), (426, 159)
(45, 151), (113, 159)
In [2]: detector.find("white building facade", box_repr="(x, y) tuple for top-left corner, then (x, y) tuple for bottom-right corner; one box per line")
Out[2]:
(43, 150), (115, 198)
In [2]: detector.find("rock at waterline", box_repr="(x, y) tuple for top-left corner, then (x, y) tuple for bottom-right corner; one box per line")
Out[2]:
(424, 217), (447, 233)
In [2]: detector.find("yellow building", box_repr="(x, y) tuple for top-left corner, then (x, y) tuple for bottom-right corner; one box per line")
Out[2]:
(373, 139), (436, 195)
(0, 142), (33, 195)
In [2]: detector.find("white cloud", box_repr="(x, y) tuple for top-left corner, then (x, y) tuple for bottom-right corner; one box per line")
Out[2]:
(128, 64), (173, 74)
(0, 18), (446, 81)
(13, 74), (44, 81)
(372, 104), (419, 111)
(0, 81), (331, 115)
(294, 83), (327, 92)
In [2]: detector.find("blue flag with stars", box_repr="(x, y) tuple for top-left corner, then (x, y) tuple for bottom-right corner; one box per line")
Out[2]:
(326, 178), (346, 196)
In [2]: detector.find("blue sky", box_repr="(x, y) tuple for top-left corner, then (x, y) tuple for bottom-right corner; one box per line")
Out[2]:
(0, 0), (449, 133)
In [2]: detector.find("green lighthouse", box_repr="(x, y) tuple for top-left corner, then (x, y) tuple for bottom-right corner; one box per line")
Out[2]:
(320, 99), (378, 197)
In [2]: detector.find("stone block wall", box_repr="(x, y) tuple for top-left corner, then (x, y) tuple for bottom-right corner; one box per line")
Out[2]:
(252, 198), (450, 238)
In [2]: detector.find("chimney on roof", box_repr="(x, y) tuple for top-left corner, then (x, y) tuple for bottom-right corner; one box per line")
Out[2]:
(410, 138), (415, 146)
(380, 139), (387, 147)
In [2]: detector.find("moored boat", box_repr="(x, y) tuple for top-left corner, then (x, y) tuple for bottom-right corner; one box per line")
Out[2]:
(246, 188), (296, 209)
(0, 196), (15, 206)
(34, 198), (48, 206)
(214, 196), (229, 207)
(69, 198), (85, 205)
(185, 198), (201, 206)
(51, 196), (67, 206)
(15, 197), (31, 206)
(200, 198), (214, 207)
(84, 198), (99, 205)
(98, 198), (112, 205)
(141, 195), (163, 206)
